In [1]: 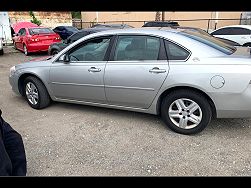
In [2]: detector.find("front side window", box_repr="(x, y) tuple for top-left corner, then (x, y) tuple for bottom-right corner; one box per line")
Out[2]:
(114, 35), (160, 61)
(164, 40), (190, 60)
(67, 37), (111, 62)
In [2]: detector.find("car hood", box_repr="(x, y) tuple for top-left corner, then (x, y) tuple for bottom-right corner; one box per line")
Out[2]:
(15, 58), (52, 70)
(29, 56), (53, 62)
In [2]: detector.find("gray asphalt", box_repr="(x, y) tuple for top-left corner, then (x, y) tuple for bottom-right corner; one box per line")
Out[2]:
(0, 46), (250, 176)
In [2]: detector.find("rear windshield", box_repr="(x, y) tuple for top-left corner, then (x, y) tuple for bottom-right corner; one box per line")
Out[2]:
(29, 28), (54, 35)
(65, 26), (78, 32)
(180, 30), (236, 55)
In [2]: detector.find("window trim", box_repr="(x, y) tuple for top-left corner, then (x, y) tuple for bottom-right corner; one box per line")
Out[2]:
(108, 34), (166, 62)
(55, 35), (115, 63)
(163, 38), (191, 62)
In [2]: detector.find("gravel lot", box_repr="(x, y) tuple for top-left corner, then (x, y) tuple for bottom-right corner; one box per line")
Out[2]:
(0, 46), (250, 176)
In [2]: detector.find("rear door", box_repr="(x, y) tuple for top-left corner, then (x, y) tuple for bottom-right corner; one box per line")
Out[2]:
(104, 35), (169, 109)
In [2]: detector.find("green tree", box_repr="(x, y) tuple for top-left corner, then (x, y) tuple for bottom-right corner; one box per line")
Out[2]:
(71, 11), (81, 19)
(29, 11), (42, 26)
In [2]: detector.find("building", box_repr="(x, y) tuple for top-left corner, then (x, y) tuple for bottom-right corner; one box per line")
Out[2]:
(81, 11), (245, 31)
(8, 11), (72, 29)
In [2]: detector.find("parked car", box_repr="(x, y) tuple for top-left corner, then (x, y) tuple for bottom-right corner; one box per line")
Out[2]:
(142, 21), (179, 27)
(210, 25), (251, 47)
(48, 27), (115, 55)
(91, 24), (134, 29)
(170, 26), (241, 46)
(53, 26), (79, 40)
(12, 27), (61, 55)
(9, 28), (251, 135)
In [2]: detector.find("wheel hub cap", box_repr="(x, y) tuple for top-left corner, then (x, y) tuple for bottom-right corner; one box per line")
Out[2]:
(25, 82), (39, 105)
(168, 98), (202, 129)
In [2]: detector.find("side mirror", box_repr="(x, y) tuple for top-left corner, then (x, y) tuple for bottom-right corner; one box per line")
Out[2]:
(59, 54), (70, 63)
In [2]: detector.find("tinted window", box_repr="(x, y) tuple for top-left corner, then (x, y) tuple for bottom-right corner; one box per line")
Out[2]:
(68, 31), (89, 43)
(68, 37), (111, 62)
(114, 35), (160, 61)
(18, 28), (26, 36)
(231, 27), (251, 35)
(29, 28), (54, 35)
(180, 30), (236, 55)
(164, 40), (190, 60)
(211, 28), (233, 35)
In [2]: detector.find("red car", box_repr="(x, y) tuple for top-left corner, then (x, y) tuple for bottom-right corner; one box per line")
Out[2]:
(13, 26), (61, 55)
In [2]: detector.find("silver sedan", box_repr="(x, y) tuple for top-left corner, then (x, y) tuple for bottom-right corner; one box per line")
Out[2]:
(9, 28), (251, 135)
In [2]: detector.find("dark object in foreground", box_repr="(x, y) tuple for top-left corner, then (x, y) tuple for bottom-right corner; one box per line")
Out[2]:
(0, 109), (27, 176)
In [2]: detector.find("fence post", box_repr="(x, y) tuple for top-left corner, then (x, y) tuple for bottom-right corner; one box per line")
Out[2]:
(207, 19), (210, 33)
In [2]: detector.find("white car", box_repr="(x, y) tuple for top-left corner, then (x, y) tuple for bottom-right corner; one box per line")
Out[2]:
(211, 25), (251, 47)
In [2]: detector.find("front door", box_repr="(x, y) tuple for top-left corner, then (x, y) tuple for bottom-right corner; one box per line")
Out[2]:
(104, 35), (169, 109)
(49, 36), (112, 103)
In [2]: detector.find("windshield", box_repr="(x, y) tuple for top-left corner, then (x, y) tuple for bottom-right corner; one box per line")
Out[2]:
(180, 30), (236, 55)
(29, 28), (54, 35)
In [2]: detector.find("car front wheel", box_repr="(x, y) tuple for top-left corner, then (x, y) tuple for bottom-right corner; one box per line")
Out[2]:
(24, 76), (51, 109)
(161, 89), (212, 135)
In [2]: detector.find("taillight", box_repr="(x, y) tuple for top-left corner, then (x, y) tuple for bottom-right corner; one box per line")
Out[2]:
(31, 38), (39, 42)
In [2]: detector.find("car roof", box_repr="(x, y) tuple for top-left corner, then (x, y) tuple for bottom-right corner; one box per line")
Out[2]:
(80, 27), (181, 38)
(215, 25), (251, 30)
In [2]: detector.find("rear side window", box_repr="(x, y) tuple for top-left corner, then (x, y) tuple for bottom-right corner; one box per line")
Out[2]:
(18, 28), (26, 36)
(230, 27), (251, 35)
(212, 27), (251, 35)
(164, 40), (190, 60)
(114, 35), (160, 61)
(211, 28), (233, 35)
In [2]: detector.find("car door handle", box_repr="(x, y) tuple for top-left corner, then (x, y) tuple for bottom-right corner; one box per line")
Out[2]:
(149, 67), (166, 73)
(88, 67), (101, 72)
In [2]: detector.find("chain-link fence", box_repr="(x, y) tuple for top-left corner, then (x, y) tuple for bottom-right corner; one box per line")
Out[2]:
(72, 18), (251, 32)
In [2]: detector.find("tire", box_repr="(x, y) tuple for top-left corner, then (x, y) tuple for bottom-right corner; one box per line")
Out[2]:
(23, 76), (51, 109)
(14, 42), (17, 50)
(51, 50), (59, 55)
(161, 89), (212, 135)
(23, 44), (29, 56)
(0, 49), (3, 55)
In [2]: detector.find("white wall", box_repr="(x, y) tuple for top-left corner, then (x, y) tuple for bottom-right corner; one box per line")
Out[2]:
(0, 12), (12, 44)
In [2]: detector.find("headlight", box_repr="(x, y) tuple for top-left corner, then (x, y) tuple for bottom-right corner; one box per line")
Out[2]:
(10, 66), (16, 76)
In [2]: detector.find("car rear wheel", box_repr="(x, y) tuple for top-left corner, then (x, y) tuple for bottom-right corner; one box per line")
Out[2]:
(161, 89), (212, 135)
(24, 76), (51, 109)
(23, 44), (29, 56)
